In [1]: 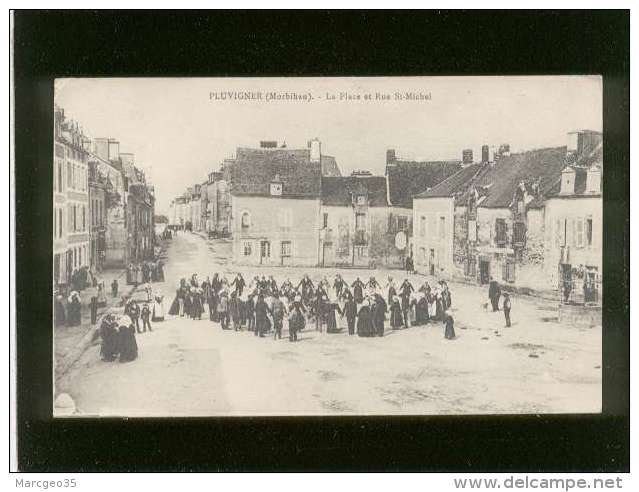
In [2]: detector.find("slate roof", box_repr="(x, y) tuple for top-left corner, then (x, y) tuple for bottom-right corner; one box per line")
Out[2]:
(411, 146), (572, 209)
(414, 163), (483, 199)
(386, 159), (462, 208)
(230, 147), (322, 198)
(472, 146), (568, 208)
(321, 176), (388, 207)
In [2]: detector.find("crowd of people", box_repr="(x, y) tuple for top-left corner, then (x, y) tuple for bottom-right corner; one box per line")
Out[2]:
(164, 272), (459, 342)
(126, 260), (165, 286)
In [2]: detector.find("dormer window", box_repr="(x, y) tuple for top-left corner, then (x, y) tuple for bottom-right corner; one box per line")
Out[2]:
(241, 211), (251, 229)
(356, 194), (366, 205)
(560, 166), (576, 195)
(586, 164), (601, 194)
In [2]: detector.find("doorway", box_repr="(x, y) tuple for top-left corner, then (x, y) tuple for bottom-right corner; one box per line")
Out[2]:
(429, 249), (435, 276)
(479, 259), (491, 284)
(260, 241), (271, 265)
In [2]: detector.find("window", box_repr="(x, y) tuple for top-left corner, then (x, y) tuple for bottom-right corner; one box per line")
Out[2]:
(397, 216), (408, 231)
(502, 261), (516, 283)
(420, 216), (426, 236)
(555, 219), (565, 247)
(494, 218), (507, 246)
(73, 205), (77, 231)
(439, 216), (446, 240)
(323, 213), (328, 229)
(278, 208), (292, 231)
(281, 240), (292, 257)
(67, 162), (72, 187)
(513, 222), (526, 245)
(355, 213), (366, 231)
(243, 242), (252, 256)
(586, 218), (593, 246)
(575, 219), (584, 248)
(241, 212), (251, 229)
(355, 245), (367, 258)
(356, 195), (366, 205)
(58, 209), (63, 238)
(82, 206), (86, 231)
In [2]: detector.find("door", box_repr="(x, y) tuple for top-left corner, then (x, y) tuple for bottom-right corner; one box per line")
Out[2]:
(479, 260), (490, 285)
(429, 249), (435, 276)
(260, 241), (271, 264)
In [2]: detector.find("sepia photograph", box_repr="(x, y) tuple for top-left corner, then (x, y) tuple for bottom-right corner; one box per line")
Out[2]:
(51, 76), (604, 417)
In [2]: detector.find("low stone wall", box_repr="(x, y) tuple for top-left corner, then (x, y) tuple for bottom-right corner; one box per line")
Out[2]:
(558, 303), (602, 327)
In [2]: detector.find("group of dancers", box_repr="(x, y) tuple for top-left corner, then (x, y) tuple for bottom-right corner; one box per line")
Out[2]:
(166, 272), (457, 341)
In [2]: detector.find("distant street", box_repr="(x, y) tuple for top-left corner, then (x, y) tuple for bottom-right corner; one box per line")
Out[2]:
(58, 231), (602, 416)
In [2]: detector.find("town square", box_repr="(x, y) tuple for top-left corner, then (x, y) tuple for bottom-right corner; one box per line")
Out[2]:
(51, 77), (603, 416)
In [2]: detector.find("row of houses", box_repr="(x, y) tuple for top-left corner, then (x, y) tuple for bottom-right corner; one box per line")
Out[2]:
(53, 106), (155, 291)
(170, 131), (602, 305)
(412, 130), (602, 303)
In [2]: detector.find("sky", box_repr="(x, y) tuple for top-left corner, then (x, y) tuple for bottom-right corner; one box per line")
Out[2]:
(55, 76), (602, 215)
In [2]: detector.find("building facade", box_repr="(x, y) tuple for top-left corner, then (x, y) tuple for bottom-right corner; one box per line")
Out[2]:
(53, 106), (90, 289)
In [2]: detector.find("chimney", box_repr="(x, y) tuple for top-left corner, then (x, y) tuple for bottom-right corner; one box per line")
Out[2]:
(108, 140), (120, 161)
(560, 166), (576, 195)
(93, 138), (110, 161)
(82, 138), (92, 153)
(462, 149), (473, 166)
(120, 153), (135, 166)
(260, 140), (277, 149)
(481, 145), (490, 163)
(585, 164), (601, 194)
(309, 138), (321, 163)
(498, 144), (510, 157)
(567, 130), (602, 162)
(386, 149), (396, 165)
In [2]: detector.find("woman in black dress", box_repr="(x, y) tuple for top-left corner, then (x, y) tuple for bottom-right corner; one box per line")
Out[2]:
(118, 317), (138, 362)
(356, 298), (374, 337)
(444, 310), (456, 340)
(99, 313), (120, 362)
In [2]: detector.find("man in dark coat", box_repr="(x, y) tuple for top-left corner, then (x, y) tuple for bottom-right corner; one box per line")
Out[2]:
(488, 277), (501, 312)
(338, 296), (357, 335)
(111, 279), (119, 298)
(245, 294), (255, 331)
(399, 279), (414, 328)
(127, 301), (141, 333)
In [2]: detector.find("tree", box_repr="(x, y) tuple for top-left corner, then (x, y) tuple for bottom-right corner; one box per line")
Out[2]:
(154, 214), (169, 224)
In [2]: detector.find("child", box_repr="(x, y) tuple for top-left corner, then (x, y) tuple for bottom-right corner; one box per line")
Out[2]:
(389, 296), (403, 330)
(444, 309), (455, 340)
(141, 303), (152, 333)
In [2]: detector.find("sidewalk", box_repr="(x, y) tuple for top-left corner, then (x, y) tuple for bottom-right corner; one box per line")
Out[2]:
(54, 266), (137, 385)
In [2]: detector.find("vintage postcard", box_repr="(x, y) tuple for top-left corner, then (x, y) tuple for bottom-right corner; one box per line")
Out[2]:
(52, 76), (603, 417)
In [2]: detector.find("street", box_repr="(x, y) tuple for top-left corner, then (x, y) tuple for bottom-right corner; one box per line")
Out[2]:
(56, 231), (602, 416)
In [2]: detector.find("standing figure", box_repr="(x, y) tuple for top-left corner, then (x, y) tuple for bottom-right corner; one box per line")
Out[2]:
(371, 294), (387, 337)
(288, 296), (306, 342)
(356, 299), (373, 337)
(488, 277), (501, 312)
(118, 318), (138, 363)
(444, 309), (456, 340)
(503, 293), (512, 327)
(231, 273), (246, 297)
(366, 276), (380, 293)
(245, 294), (255, 332)
(333, 274), (345, 299)
(338, 295), (357, 335)
(127, 300), (141, 333)
(156, 260), (165, 282)
(351, 277), (365, 305)
(152, 292), (165, 322)
(140, 303), (152, 333)
(325, 298), (338, 333)
(271, 295), (286, 340)
(111, 279), (119, 298)
(389, 296), (403, 330)
(386, 276), (397, 307)
(66, 291), (82, 326)
(218, 289), (230, 329)
(399, 279), (414, 328)
(99, 313), (120, 362)
(229, 292), (242, 331)
(254, 294), (272, 338)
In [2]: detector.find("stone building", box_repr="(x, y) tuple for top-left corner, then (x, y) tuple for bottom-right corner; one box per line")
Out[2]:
(53, 106), (90, 289)
(230, 141), (324, 266)
(413, 132), (602, 299)
(320, 173), (390, 267)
